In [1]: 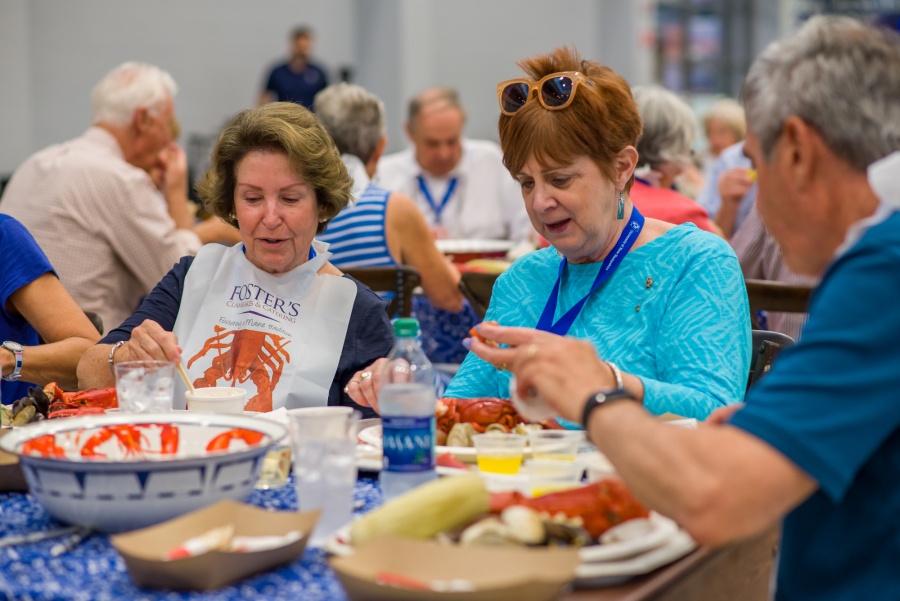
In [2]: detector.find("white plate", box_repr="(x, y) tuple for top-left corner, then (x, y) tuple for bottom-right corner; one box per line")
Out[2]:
(359, 424), (478, 458)
(358, 424), (532, 460)
(579, 512), (679, 563)
(575, 530), (697, 585)
(435, 239), (516, 256)
(355, 444), (471, 477)
(324, 519), (696, 586)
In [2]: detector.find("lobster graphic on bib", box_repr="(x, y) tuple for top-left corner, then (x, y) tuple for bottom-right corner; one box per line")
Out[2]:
(188, 325), (291, 412)
(172, 242), (356, 412)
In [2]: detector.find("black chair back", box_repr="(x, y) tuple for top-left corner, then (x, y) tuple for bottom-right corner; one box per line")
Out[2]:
(344, 266), (421, 318)
(745, 279), (815, 329)
(458, 271), (500, 320)
(747, 329), (795, 390)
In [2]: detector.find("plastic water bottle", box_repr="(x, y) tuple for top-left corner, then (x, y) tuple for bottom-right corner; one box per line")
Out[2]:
(379, 318), (437, 500)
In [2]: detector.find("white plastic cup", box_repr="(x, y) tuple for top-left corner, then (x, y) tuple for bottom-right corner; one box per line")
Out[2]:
(288, 406), (355, 440)
(184, 387), (248, 414)
(288, 407), (358, 545)
(472, 432), (527, 475)
(527, 430), (585, 462)
(293, 437), (356, 546)
(114, 360), (175, 413)
(528, 459), (583, 497)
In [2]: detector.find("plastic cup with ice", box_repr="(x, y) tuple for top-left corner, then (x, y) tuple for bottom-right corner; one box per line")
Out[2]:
(114, 360), (175, 413)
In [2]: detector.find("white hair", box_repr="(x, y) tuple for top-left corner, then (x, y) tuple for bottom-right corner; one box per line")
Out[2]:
(702, 98), (746, 141)
(632, 85), (696, 168)
(314, 82), (386, 162)
(742, 16), (900, 171)
(91, 62), (177, 127)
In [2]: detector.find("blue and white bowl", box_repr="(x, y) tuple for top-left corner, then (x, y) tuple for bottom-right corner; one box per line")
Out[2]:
(0, 412), (287, 533)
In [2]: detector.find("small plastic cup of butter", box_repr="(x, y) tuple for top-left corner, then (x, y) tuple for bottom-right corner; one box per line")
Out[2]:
(526, 430), (585, 462)
(527, 459), (583, 497)
(472, 432), (527, 475)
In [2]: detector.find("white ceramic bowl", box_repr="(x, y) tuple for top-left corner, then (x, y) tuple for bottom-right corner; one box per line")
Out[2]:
(0, 412), (287, 533)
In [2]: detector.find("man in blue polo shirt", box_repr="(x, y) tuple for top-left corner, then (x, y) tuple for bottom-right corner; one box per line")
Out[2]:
(258, 26), (328, 110)
(468, 16), (900, 600)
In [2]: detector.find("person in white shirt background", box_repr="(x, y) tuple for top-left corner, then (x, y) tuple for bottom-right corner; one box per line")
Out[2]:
(375, 87), (533, 243)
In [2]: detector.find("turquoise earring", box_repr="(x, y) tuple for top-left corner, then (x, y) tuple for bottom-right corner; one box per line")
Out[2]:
(617, 191), (624, 220)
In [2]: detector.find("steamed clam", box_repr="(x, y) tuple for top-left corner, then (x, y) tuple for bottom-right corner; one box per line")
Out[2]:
(459, 506), (544, 546)
(446, 423), (476, 447)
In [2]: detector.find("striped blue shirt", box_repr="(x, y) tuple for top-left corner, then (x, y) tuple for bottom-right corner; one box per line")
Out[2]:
(319, 183), (396, 268)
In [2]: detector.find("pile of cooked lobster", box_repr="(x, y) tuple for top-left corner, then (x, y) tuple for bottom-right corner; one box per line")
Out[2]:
(1, 382), (117, 426)
(435, 397), (553, 446)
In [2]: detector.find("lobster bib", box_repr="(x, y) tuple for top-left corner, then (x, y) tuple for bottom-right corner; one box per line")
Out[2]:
(172, 240), (356, 412)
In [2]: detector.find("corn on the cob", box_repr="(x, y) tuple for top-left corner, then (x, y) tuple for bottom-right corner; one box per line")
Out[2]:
(350, 475), (489, 545)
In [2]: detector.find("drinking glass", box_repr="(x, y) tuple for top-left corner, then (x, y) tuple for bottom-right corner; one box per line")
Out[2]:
(289, 407), (358, 545)
(114, 361), (175, 413)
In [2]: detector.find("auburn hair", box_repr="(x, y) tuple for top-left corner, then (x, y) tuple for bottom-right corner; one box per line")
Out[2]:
(498, 47), (642, 190)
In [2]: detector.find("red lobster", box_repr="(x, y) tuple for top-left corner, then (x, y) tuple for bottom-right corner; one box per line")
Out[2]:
(21, 423), (179, 459)
(489, 479), (650, 538)
(188, 326), (290, 413)
(45, 382), (117, 419)
(205, 428), (265, 452)
(436, 397), (525, 435)
(80, 423), (179, 458)
(21, 434), (67, 458)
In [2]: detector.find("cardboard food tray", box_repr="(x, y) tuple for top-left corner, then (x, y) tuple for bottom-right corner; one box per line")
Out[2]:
(111, 499), (320, 591)
(329, 534), (579, 601)
(0, 430), (28, 492)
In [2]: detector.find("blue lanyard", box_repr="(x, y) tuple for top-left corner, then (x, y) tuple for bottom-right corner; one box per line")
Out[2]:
(416, 175), (458, 225)
(536, 207), (645, 336)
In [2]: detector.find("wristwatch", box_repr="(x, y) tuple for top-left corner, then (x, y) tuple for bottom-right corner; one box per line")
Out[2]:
(1, 341), (24, 382)
(580, 389), (632, 429)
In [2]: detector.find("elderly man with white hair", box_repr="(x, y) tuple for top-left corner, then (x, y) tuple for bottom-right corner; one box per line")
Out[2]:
(0, 62), (237, 331)
(470, 16), (900, 599)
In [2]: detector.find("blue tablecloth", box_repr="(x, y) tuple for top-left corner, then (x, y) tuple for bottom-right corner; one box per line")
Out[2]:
(0, 476), (383, 601)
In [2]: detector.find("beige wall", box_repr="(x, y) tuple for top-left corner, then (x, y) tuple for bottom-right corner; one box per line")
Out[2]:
(1, 0), (787, 176)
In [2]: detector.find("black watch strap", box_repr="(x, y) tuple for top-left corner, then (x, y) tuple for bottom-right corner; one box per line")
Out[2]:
(581, 389), (633, 429)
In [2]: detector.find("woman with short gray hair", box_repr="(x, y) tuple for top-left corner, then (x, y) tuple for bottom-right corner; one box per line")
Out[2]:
(315, 83), (470, 369)
(630, 85), (722, 236)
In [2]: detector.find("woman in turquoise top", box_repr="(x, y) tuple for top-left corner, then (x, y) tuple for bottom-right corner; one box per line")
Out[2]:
(453, 47), (749, 421)
(348, 47), (749, 419)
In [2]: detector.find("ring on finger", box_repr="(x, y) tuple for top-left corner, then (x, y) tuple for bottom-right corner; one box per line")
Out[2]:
(498, 362), (508, 372)
(360, 371), (373, 382)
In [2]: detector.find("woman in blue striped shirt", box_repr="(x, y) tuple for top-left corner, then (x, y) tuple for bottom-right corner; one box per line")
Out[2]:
(315, 83), (463, 314)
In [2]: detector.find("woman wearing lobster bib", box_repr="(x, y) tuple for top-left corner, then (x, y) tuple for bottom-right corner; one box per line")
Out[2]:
(77, 103), (393, 415)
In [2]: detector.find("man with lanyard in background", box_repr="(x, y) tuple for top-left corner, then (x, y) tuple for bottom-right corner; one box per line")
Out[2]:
(375, 87), (533, 244)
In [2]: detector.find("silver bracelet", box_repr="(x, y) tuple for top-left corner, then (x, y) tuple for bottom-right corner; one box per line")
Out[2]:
(604, 360), (624, 392)
(107, 341), (127, 377)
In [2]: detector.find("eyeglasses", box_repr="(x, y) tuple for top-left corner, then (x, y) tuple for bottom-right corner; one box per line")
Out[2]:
(496, 71), (598, 116)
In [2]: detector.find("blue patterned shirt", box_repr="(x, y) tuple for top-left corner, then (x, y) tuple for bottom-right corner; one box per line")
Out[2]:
(445, 224), (750, 419)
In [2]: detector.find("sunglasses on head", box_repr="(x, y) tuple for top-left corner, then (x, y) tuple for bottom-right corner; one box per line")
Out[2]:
(496, 71), (598, 116)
